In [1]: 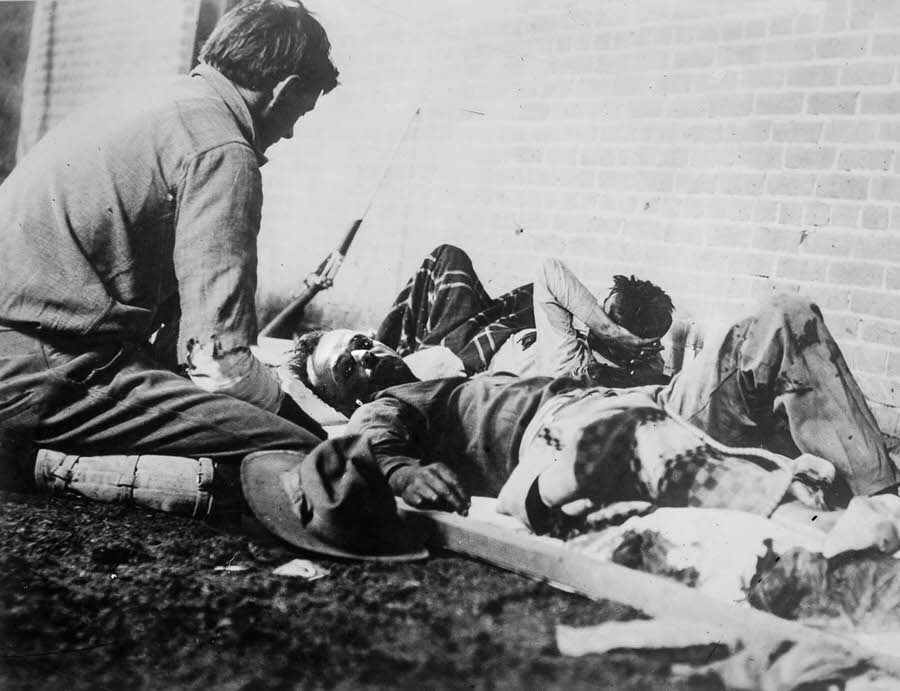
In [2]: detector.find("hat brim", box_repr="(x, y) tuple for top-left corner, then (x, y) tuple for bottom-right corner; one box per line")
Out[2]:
(241, 451), (429, 562)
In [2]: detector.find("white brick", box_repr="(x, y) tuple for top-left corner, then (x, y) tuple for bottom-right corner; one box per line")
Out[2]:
(841, 62), (895, 85)
(852, 290), (900, 319)
(816, 35), (868, 58)
(786, 65), (840, 88)
(766, 172), (816, 196)
(772, 121), (822, 143)
(815, 174), (870, 200)
(838, 148), (893, 170)
(830, 262), (886, 288)
(778, 201), (803, 225)
(861, 205), (890, 229)
(807, 91), (859, 115)
(755, 92), (805, 115)
(785, 146), (836, 169)
(776, 255), (829, 282)
(824, 120), (878, 143)
(860, 92), (900, 115)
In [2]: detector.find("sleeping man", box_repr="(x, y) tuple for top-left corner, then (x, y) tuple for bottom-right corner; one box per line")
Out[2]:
(290, 295), (899, 530)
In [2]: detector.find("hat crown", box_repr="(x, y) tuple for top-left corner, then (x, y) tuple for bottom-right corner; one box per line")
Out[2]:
(299, 439), (403, 551)
(242, 439), (428, 561)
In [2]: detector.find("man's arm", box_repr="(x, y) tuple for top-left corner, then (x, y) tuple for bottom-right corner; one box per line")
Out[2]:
(172, 144), (283, 413)
(347, 397), (469, 514)
(535, 257), (661, 377)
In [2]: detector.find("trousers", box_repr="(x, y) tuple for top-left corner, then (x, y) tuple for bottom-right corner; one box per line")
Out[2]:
(658, 295), (899, 499)
(499, 296), (898, 524)
(0, 328), (321, 490)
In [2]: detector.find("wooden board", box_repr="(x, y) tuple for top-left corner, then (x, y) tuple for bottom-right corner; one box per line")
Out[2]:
(402, 504), (900, 677)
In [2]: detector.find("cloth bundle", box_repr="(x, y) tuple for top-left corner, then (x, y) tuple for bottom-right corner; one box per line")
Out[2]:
(34, 449), (216, 518)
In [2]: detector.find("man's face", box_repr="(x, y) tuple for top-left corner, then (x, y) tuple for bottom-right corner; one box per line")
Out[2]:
(307, 330), (418, 414)
(601, 292), (622, 321)
(258, 83), (321, 151)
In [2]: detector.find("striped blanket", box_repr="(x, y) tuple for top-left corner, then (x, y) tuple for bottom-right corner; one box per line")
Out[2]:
(375, 245), (535, 374)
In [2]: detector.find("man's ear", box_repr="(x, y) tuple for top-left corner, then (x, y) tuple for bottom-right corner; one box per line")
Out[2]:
(267, 74), (303, 111)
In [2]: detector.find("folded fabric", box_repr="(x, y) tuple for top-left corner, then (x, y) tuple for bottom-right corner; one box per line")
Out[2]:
(555, 619), (737, 657)
(558, 620), (878, 690)
(671, 637), (871, 691)
(402, 346), (466, 380)
(823, 494), (900, 558)
(748, 547), (900, 633)
(565, 507), (822, 603)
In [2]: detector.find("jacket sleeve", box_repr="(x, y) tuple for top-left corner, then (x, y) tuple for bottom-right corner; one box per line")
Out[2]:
(345, 398), (428, 494)
(172, 143), (282, 412)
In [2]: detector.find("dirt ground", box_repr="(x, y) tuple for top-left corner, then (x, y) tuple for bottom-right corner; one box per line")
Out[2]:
(0, 491), (728, 690)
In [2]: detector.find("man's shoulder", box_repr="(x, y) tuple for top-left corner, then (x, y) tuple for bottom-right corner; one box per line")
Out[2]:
(374, 377), (471, 404)
(144, 75), (256, 161)
(47, 75), (253, 167)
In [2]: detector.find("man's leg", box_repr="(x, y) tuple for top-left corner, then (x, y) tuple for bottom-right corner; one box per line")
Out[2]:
(33, 346), (320, 463)
(375, 245), (494, 357)
(375, 244), (535, 373)
(0, 328), (322, 489)
(657, 295), (899, 499)
(450, 283), (534, 374)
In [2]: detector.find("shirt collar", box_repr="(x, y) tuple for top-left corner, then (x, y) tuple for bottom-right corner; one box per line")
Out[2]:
(190, 63), (269, 166)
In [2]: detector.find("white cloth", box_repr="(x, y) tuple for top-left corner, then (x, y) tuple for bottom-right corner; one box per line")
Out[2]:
(402, 346), (466, 380)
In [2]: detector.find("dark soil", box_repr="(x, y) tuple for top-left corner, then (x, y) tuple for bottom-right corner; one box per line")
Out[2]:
(1, 492), (725, 690)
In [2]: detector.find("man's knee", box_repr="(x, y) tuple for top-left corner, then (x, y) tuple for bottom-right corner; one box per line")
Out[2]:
(753, 294), (824, 333)
(535, 256), (564, 300)
(429, 244), (474, 272)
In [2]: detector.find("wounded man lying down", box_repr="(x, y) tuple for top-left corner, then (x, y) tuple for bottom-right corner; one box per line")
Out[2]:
(290, 295), (900, 530)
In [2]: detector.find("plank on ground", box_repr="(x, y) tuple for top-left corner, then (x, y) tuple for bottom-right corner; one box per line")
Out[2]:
(401, 504), (900, 678)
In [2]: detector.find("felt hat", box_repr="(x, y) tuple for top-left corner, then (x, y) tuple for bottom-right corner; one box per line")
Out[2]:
(241, 436), (428, 561)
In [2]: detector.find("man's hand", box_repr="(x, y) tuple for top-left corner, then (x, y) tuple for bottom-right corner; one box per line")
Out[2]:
(629, 351), (665, 376)
(394, 463), (470, 515)
(610, 328), (664, 361)
(589, 327), (663, 367)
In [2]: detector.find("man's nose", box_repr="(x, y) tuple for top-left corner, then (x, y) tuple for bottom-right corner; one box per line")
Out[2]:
(352, 350), (377, 370)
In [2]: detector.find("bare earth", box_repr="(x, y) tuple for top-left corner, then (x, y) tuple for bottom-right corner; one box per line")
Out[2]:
(0, 492), (724, 690)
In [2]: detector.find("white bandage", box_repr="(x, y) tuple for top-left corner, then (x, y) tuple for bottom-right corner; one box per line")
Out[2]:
(186, 338), (283, 413)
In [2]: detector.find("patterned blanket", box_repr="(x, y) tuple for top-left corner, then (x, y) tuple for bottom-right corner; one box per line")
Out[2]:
(375, 245), (534, 374)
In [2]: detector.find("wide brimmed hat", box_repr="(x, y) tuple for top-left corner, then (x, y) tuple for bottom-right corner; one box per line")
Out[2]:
(241, 436), (428, 561)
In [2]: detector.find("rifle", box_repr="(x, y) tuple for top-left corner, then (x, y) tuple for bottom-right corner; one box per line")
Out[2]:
(259, 217), (363, 339)
(258, 107), (421, 340)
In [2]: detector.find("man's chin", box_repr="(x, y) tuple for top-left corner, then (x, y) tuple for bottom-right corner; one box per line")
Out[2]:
(369, 357), (418, 391)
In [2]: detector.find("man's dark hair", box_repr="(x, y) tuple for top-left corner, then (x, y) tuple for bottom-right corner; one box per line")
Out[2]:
(200, 0), (339, 93)
(606, 275), (674, 339)
(289, 329), (327, 398)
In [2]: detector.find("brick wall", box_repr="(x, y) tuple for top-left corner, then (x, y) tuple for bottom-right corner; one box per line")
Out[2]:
(17, 0), (201, 153)
(260, 0), (900, 434)
(0, 2), (34, 182)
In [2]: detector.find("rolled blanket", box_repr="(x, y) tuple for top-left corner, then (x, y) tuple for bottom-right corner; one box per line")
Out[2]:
(34, 449), (217, 518)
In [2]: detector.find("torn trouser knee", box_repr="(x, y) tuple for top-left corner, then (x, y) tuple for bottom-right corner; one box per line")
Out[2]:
(659, 295), (899, 499)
